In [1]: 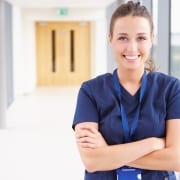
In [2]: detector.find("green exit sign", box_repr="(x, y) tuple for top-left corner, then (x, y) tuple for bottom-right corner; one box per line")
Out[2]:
(57, 8), (69, 16)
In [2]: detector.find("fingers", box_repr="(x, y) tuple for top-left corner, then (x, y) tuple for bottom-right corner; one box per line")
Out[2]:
(75, 123), (108, 149)
(75, 124), (99, 140)
(76, 131), (98, 149)
(76, 136), (98, 149)
(77, 124), (98, 134)
(76, 129), (96, 138)
(76, 129), (107, 148)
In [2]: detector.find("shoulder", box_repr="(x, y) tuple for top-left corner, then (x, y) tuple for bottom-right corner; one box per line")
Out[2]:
(77, 72), (115, 102)
(148, 72), (180, 95)
(81, 73), (113, 92)
(148, 71), (180, 87)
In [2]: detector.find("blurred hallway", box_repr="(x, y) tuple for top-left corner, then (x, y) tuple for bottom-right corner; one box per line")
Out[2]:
(0, 87), (84, 180)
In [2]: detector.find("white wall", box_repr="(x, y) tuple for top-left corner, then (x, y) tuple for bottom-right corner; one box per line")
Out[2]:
(12, 7), (108, 95)
(12, 6), (24, 95)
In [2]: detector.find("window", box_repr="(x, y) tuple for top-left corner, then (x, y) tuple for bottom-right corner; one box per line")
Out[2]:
(171, 0), (180, 78)
(152, 0), (158, 61)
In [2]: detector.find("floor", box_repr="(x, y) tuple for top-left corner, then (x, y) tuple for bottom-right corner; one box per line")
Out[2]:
(1, 87), (179, 180)
(1, 86), (84, 180)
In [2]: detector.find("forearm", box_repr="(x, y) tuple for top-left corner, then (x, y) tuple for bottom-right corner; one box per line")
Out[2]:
(128, 147), (180, 171)
(78, 137), (163, 172)
(128, 120), (180, 172)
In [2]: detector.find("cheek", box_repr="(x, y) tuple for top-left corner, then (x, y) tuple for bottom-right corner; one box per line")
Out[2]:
(140, 43), (152, 54)
(111, 42), (124, 53)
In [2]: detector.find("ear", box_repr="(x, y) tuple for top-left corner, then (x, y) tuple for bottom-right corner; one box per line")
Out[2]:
(108, 34), (112, 46)
(151, 32), (155, 43)
(149, 32), (154, 49)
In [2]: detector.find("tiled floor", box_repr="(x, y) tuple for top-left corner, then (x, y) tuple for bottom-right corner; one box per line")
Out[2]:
(1, 87), (179, 180)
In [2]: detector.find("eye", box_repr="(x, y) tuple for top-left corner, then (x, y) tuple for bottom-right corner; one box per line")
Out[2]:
(118, 36), (128, 41)
(137, 36), (147, 41)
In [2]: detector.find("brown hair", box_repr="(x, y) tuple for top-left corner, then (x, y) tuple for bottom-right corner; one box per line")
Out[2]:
(109, 1), (156, 72)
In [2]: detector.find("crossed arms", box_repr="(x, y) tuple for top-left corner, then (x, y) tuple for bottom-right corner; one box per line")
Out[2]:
(74, 120), (180, 173)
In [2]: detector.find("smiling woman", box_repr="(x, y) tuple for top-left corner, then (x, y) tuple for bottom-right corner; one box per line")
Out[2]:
(72, 1), (180, 180)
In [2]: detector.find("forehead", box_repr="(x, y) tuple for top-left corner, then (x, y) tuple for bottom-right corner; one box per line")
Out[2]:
(113, 15), (151, 34)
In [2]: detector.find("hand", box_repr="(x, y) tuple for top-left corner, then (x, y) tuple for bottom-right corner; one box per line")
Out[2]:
(75, 124), (107, 149)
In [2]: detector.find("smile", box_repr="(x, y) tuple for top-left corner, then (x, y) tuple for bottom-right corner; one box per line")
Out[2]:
(123, 55), (140, 60)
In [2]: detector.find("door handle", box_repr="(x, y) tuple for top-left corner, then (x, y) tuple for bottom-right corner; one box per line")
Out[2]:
(70, 30), (75, 72)
(51, 30), (56, 72)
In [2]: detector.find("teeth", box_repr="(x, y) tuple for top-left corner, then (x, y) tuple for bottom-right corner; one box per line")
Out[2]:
(125, 55), (138, 59)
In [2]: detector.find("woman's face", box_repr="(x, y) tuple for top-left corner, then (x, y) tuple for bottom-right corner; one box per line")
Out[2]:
(109, 15), (153, 71)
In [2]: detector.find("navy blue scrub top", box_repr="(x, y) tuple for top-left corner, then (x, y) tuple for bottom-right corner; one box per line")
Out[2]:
(72, 70), (180, 180)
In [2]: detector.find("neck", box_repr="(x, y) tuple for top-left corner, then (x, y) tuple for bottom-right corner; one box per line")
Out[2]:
(117, 68), (145, 96)
(117, 68), (144, 85)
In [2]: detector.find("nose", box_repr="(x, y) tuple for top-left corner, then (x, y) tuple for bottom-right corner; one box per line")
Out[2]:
(126, 40), (138, 52)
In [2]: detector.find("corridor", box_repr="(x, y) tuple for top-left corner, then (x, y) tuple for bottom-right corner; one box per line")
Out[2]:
(0, 87), (84, 180)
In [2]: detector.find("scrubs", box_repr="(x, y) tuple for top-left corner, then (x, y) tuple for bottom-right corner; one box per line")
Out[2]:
(72, 69), (180, 180)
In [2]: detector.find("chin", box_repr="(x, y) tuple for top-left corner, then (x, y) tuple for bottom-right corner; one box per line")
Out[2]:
(125, 61), (144, 69)
(123, 65), (144, 72)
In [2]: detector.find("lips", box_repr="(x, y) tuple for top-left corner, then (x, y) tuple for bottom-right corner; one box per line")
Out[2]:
(123, 55), (140, 62)
(124, 55), (139, 59)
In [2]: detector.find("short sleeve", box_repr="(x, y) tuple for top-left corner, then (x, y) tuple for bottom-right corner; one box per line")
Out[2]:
(72, 83), (99, 129)
(166, 79), (180, 120)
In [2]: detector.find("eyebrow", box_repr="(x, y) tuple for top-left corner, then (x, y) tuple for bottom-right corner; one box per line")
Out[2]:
(117, 33), (127, 36)
(137, 33), (148, 36)
(117, 33), (148, 36)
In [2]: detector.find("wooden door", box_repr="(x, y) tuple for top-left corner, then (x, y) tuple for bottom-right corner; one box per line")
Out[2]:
(36, 22), (90, 86)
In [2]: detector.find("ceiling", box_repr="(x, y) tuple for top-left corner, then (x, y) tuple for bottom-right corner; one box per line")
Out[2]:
(6, 0), (116, 8)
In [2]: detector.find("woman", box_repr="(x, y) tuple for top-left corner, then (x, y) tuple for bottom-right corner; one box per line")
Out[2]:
(72, 1), (180, 179)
